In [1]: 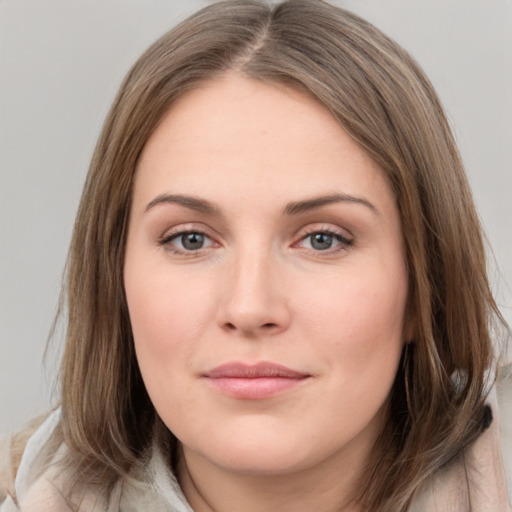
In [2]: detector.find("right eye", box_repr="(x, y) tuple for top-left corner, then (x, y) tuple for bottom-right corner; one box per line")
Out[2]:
(160, 230), (216, 254)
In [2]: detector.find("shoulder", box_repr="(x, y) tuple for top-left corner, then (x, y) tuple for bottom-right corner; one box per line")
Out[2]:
(0, 410), (123, 512)
(410, 363), (512, 511)
(0, 410), (75, 512)
(0, 412), (51, 504)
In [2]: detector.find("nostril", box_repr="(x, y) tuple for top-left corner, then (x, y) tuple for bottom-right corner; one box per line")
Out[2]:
(223, 321), (278, 332)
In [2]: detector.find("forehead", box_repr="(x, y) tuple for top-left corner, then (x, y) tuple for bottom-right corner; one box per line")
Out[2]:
(134, 73), (395, 216)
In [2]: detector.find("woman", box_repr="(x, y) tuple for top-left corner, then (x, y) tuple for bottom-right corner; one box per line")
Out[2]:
(1, 1), (510, 510)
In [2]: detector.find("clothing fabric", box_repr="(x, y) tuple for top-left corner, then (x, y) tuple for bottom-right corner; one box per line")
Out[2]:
(1, 365), (511, 512)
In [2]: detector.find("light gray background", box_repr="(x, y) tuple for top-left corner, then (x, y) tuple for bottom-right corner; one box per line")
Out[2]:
(1, 0), (511, 435)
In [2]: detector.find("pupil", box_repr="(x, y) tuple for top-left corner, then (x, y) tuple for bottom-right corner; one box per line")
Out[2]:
(311, 233), (332, 250)
(182, 233), (204, 250)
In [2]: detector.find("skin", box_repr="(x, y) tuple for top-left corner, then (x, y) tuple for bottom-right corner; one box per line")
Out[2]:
(124, 73), (410, 512)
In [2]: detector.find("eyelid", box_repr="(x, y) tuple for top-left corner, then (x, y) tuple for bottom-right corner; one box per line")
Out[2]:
(161, 230), (215, 246)
(158, 220), (213, 237)
(293, 224), (354, 252)
(296, 223), (353, 241)
(156, 222), (353, 256)
(157, 223), (220, 255)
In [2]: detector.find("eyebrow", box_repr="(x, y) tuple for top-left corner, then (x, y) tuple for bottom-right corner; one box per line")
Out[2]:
(145, 192), (378, 217)
(145, 194), (221, 215)
(283, 193), (378, 216)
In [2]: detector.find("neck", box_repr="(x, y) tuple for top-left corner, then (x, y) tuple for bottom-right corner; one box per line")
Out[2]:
(177, 443), (367, 512)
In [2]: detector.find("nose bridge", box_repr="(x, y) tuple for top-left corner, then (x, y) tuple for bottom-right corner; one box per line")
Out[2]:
(232, 245), (272, 305)
(219, 242), (288, 335)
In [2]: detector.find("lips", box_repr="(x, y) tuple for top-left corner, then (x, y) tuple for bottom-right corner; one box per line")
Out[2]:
(203, 362), (310, 400)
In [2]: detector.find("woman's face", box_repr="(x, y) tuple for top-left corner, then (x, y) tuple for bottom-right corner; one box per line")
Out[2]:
(124, 74), (409, 478)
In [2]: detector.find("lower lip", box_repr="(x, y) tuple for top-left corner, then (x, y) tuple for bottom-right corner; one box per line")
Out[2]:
(205, 376), (309, 400)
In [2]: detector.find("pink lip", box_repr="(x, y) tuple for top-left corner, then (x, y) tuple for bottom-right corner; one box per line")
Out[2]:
(203, 362), (310, 400)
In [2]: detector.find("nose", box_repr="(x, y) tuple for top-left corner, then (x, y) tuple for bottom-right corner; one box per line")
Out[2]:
(217, 248), (291, 337)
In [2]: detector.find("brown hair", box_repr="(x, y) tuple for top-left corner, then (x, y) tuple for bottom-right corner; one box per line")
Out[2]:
(54, 1), (506, 510)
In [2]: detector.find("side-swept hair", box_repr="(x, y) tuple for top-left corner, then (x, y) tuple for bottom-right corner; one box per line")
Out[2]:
(55, 1), (507, 510)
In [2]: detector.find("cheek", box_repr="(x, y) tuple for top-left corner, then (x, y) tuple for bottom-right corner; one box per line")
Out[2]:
(124, 259), (217, 384)
(304, 266), (407, 341)
(300, 264), (407, 392)
(294, 269), (407, 454)
(124, 266), (218, 427)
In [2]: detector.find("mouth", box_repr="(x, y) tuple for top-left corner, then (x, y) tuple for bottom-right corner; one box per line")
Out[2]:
(202, 362), (311, 400)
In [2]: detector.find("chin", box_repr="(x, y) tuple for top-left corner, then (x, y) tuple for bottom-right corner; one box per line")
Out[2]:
(206, 444), (316, 476)
(180, 423), (343, 477)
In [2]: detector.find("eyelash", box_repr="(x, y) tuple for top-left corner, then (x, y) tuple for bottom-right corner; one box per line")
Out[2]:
(158, 229), (217, 257)
(294, 227), (354, 253)
(158, 226), (354, 256)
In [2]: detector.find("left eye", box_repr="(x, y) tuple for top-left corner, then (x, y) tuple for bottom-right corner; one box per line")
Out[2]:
(298, 231), (352, 251)
(165, 231), (214, 251)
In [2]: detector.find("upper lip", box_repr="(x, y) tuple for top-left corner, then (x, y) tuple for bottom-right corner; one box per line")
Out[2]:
(203, 362), (309, 379)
